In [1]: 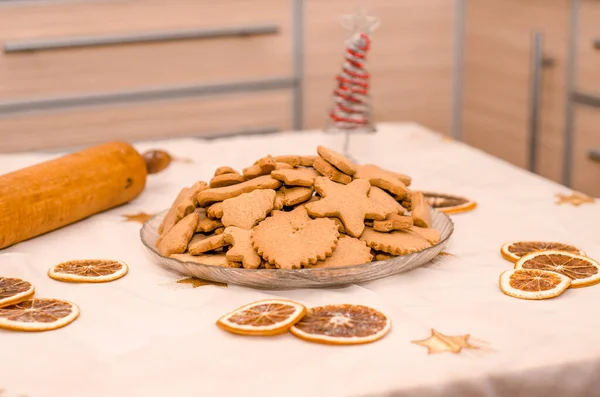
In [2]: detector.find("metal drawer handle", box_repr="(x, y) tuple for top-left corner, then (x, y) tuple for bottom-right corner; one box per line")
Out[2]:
(527, 32), (557, 173)
(528, 31), (553, 173)
(589, 149), (600, 162)
(199, 126), (281, 140)
(0, 76), (296, 116)
(4, 24), (279, 53)
(572, 92), (600, 108)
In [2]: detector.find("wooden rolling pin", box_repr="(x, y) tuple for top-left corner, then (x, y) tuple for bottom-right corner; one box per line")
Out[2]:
(0, 141), (172, 250)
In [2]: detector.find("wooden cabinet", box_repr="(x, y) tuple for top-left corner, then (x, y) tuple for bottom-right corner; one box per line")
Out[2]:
(462, 0), (570, 182)
(572, 105), (600, 196)
(462, 0), (600, 196)
(0, 92), (292, 152)
(571, 0), (600, 196)
(0, 0), (292, 101)
(576, 0), (600, 95)
(304, 0), (454, 135)
(0, 0), (455, 152)
(0, 0), (295, 152)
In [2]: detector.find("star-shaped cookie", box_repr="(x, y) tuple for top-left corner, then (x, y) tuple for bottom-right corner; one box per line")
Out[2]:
(305, 177), (390, 238)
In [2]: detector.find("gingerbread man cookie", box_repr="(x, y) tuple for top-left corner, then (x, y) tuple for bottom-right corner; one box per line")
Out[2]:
(223, 226), (262, 269)
(372, 214), (414, 232)
(194, 208), (224, 233)
(207, 202), (224, 219)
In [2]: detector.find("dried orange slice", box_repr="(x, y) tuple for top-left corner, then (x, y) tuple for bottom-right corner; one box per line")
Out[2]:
(500, 241), (585, 263)
(421, 191), (477, 214)
(48, 259), (128, 283)
(515, 251), (600, 288)
(0, 298), (80, 332)
(290, 304), (391, 345)
(499, 269), (571, 300)
(216, 299), (306, 336)
(0, 277), (35, 308)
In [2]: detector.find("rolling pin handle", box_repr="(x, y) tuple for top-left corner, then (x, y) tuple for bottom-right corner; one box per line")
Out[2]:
(142, 150), (172, 174)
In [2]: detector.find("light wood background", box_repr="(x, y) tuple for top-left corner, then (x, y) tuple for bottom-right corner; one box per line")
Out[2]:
(0, 0), (598, 195)
(0, 0), (454, 152)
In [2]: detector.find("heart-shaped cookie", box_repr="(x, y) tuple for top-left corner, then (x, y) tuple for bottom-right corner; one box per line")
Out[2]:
(251, 206), (339, 269)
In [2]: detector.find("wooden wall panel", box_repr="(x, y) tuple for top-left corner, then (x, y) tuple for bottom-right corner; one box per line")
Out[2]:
(304, 0), (454, 135)
(571, 105), (600, 196)
(576, 0), (600, 94)
(0, 0), (292, 100)
(462, 0), (569, 183)
(0, 91), (292, 152)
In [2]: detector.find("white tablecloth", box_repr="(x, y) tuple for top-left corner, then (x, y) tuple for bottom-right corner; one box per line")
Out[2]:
(1, 123), (599, 397)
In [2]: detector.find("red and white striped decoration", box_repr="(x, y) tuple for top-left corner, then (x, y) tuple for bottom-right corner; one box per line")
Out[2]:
(329, 32), (373, 130)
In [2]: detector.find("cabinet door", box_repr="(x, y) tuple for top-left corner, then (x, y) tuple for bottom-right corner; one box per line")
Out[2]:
(571, 0), (600, 196)
(0, 92), (292, 153)
(462, 0), (569, 182)
(571, 106), (600, 196)
(0, 0), (292, 101)
(576, 0), (600, 94)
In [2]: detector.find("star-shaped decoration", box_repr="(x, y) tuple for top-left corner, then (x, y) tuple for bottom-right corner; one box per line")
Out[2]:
(556, 192), (595, 206)
(412, 329), (484, 354)
(176, 277), (227, 288)
(122, 212), (155, 224)
(305, 177), (389, 238)
(339, 6), (380, 38)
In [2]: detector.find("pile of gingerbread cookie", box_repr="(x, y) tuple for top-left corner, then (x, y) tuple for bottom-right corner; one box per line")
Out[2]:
(155, 145), (441, 270)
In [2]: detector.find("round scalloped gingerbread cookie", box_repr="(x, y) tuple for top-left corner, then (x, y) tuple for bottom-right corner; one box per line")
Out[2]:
(251, 206), (339, 269)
